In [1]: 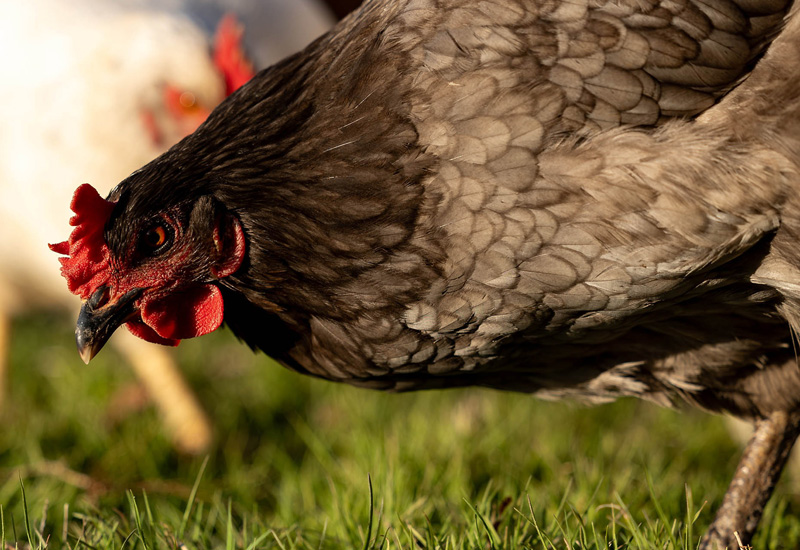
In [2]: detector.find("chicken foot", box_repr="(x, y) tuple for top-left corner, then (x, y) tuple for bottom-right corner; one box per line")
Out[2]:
(700, 410), (800, 550)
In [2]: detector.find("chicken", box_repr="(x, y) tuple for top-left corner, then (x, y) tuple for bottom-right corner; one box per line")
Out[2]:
(51, 0), (800, 547)
(0, 0), (331, 453)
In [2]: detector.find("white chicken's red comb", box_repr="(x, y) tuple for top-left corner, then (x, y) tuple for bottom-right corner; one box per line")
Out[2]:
(49, 184), (114, 299)
(213, 14), (255, 95)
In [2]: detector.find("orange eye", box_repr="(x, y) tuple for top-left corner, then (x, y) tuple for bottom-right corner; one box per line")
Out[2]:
(139, 221), (174, 257)
(144, 225), (167, 248)
(178, 91), (200, 113)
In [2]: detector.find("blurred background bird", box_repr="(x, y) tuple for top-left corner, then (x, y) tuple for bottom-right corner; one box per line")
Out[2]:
(0, 0), (335, 453)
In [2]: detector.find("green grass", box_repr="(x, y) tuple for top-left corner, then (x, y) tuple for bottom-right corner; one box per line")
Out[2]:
(3, 312), (800, 548)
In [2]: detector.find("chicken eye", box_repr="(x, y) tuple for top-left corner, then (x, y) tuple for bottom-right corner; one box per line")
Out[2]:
(141, 223), (173, 254)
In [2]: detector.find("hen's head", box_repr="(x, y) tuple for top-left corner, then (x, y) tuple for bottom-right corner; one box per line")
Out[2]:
(50, 183), (246, 363)
(47, 13), (255, 362)
(141, 14), (255, 148)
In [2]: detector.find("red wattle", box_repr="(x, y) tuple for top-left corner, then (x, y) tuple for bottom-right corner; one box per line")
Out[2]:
(140, 284), (225, 340)
(126, 320), (181, 347)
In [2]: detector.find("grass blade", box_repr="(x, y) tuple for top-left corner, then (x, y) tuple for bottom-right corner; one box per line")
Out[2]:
(179, 455), (209, 540)
(19, 477), (34, 549)
(646, 469), (679, 550)
(226, 499), (234, 550)
(128, 491), (151, 550)
(363, 475), (374, 550)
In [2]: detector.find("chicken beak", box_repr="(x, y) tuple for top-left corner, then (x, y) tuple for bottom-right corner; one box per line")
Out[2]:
(75, 286), (142, 364)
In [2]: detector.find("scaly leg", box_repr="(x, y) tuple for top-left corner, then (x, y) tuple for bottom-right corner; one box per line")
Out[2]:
(700, 410), (800, 550)
(113, 330), (212, 454)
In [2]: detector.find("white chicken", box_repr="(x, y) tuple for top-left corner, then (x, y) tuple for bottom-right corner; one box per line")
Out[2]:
(0, 0), (333, 453)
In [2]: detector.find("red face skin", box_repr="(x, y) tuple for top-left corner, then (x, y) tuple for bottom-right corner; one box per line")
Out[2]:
(142, 13), (255, 147)
(50, 184), (246, 360)
(141, 88), (212, 148)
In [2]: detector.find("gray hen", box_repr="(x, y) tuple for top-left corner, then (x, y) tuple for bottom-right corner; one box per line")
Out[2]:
(52, 0), (800, 547)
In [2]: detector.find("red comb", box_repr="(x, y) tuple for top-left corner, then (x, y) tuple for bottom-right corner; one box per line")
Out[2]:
(49, 184), (115, 299)
(213, 14), (255, 95)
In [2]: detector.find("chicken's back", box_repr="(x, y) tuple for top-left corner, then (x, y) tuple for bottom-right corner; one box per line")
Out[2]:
(189, 0), (800, 418)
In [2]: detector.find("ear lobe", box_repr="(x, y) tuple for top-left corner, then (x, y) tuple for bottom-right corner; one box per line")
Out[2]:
(211, 213), (246, 278)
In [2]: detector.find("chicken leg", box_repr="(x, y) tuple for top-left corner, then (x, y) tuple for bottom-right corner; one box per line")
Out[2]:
(700, 410), (800, 550)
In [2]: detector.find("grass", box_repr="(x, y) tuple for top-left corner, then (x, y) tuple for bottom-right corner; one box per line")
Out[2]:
(3, 312), (800, 548)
